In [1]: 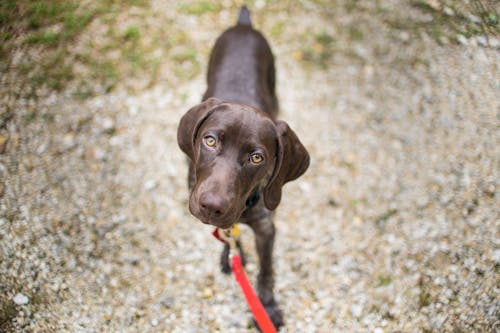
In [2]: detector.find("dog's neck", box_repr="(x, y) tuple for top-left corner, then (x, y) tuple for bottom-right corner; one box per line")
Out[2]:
(245, 190), (261, 209)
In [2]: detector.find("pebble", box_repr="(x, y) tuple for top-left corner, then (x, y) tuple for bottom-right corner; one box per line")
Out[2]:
(475, 36), (488, 47)
(399, 31), (410, 42)
(159, 296), (174, 309)
(144, 179), (157, 191)
(350, 304), (363, 318)
(36, 143), (47, 155)
(456, 35), (468, 46)
(443, 7), (454, 16)
(93, 147), (107, 161)
(62, 133), (77, 150)
(13, 293), (29, 305)
(202, 287), (213, 298)
(102, 117), (115, 132)
(128, 105), (139, 116)
(466, 14), (481, 24)
(488, 38), (499, 48)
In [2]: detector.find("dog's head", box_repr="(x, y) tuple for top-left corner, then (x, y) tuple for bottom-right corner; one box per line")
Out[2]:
(177, 97), (309, 228)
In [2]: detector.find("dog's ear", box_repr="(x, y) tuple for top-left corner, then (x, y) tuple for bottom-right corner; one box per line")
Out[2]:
(177, 97), (222, 160)
(264, 120), (310, 210)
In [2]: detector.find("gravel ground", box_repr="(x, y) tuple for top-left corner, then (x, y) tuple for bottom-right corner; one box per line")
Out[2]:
(1, 1), (499, 332)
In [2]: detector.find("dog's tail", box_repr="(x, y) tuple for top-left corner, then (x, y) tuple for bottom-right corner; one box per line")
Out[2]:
(237, 6), (252, 26)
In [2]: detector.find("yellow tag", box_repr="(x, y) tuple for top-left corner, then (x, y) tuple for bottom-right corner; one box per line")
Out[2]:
(231, 224), (241, 237)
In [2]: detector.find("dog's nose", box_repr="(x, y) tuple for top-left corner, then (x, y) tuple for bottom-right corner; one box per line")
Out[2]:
(199, 192), (228, 218)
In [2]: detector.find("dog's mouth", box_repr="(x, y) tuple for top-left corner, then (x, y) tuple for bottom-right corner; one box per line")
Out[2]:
(189, 197), (241, 229)
(195, 214), (235, 229)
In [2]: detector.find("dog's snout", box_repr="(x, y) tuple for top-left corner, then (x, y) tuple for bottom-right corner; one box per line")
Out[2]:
(199, 192), (229, 218)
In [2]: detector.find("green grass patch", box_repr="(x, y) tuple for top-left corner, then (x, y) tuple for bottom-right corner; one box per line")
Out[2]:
(377, 274), (392, 287)
(410, 0), (438, 13)
(296, 31), (335, 69)
(124, 49), (144, 66)
(26, 2), (79, 27)
(171, 47), (201, 80)
(1, 0), (97, 93)
(315, 32), (336, 46)
(0, 0), (102, 92)
(88, 59), (118, 92)
(117, 0), (149, 6)
(179, 1), (220, 15)
(91, 60), (118, 81)
(123, 25), (141, 42)
(173, 49), (198, 63)
(348, 26), (364, 40)
(0, 280), (51, 331)
(23, 111), (36, 124)
(0, 0), (204, 95)
(0, 0), (18, 27)
(344, 0), (361, 13)
(62, 9), (95, 39)
(27, 31), (60, 44)
(419, 289), (431, 308)
(41, 113), (55, 123)
(0, 301), (16, 331)
(48, 64), (74, 90)
(0, 32), (10, 41)
(25, 49), (74, 91)
(270, 21), (286, 39)
(406, 0), (499, 44)
(487, 12), (498, 26)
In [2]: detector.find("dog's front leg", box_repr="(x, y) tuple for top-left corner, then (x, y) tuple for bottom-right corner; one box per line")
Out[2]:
(250, 214), (284, 329)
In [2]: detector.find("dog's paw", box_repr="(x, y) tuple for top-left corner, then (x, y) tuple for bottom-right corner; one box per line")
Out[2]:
(252, 301), (284, 331)
(265, 302), (284, 330)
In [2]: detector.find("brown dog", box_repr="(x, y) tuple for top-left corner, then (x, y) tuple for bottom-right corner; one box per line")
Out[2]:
(177, 6), (309, 329)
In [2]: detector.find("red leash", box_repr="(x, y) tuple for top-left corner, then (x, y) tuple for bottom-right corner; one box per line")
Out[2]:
(213, 227), (277, 333)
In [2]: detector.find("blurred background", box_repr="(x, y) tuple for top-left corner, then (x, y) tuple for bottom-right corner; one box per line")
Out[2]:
(0, 1), (498, 332)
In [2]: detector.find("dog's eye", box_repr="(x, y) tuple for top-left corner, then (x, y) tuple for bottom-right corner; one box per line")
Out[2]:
(250, 153), (264, 164)
(204, 135), (217, 148)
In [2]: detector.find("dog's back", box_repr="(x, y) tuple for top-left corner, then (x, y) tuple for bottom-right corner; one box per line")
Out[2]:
(203, 7), (278, 117)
